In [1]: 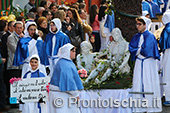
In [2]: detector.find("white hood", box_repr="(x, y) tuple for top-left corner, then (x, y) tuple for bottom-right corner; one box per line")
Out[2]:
(50, 18), (62, 34)
(24, 21), (38, 37)
(141, 16), (151, 30)
(57, 43), (74, 60)
(162, 9), (170, 25)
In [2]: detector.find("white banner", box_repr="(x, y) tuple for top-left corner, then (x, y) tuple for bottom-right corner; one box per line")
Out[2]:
(10, 77), (50, 104)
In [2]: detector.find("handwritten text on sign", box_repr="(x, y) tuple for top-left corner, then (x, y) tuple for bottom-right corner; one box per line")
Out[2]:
(10, 77), (50, 104)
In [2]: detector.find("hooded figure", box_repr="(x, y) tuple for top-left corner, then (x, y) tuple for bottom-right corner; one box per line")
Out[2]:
(129, 17), (162, 112)
(49, 43), (84, 113)
(159, 10), (170, 106)
(45, 18), (71, 76)
(21, 54), (48, 113)
(13, 22), (49, 78)
(23, 54), (46, 78)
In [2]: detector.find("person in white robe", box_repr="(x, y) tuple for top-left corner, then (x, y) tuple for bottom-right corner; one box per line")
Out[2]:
(129, 16), (162, 112)
(13, 22), (49, 78)
(20, 54), (48, 113)
(49, 43), (84, 113)
(159, 10), (170, 106)
(44, 18), (70, 76)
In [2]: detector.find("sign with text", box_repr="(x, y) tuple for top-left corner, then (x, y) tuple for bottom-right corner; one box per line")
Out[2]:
(10, 77), (50, 104)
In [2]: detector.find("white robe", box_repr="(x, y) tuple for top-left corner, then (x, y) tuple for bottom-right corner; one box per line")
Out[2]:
(49, 85), (80, 113)
(132, 34), (162, 112)
(99, 15), (110, 51)
(162, 48), (170, 101)
(132, 54), (162, 112)
(21, 38), (46, 78)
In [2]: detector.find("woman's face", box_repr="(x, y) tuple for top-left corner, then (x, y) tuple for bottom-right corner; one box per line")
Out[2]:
(50, 22), (57, 33)
(40, 20), (47, 28)
(67, 10), (73, 19)
(30, 59), (38, 70)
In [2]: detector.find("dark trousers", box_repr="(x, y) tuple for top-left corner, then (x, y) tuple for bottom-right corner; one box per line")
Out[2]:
(92, 32), (101, 52)
(0, 64), (6, 108)
(6, 69), (21, 104)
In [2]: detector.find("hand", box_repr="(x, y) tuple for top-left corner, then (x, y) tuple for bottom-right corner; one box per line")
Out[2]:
(46, 67), (50, 75)
(67, 25), (72, 31)
(2, 58), (6, 63)
(109, 36), (113, 42)
(19, 33), (24, 38)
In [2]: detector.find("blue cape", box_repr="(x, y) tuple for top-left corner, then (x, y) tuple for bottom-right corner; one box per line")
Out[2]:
(50, 58), (84, 91)
(142, 1), (154, 18)
(13, 37), (49, 66)
(104, 11), (115, 32)
(45, 30), (71, 56)
(129, 30), (160, 61)
(159, 23), (170, 52)
(162, 0), (169, 13)
(147, 1), (161, 17)
(153, 0), (163, 8)
(23, 69), (45, 78)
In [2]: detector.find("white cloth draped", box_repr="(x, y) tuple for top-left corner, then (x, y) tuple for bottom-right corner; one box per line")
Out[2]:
(49, 85), (80, 113)
(162, 48), (170, 101)
(132, 55), (162, 112)
(21, 39), (46, 78)
(79, 89), (132, 113)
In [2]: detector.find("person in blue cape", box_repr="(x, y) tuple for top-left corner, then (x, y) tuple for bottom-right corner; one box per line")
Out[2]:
(147, 0), (161, 17)
(23, 54), (46, 78)
(142, 0), (154, 18)
(49, 43), (84, 113)
(13, 21), (49, 78)
(159, 10), (170, 106)
(21, 54), (48, 113)
(44, 18), (71, 76)
(129, 16), (162, 112)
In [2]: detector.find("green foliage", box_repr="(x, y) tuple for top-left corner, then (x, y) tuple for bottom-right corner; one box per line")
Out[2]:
(11, 5), (27, 19)
(83, 72), (132, 90)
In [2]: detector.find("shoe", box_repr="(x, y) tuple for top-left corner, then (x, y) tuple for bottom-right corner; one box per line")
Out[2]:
(0, 106), (10, 112)
(163, 101), (170, 106)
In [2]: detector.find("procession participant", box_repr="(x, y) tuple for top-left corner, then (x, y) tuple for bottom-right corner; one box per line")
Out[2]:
(129, 16), (162, 112)
(45, 18), (70, 75)
(21, 54), (48, 113)
(49, 43), (84, 113)
(13, 21), (49, 78)
(159, 10), (170, 106)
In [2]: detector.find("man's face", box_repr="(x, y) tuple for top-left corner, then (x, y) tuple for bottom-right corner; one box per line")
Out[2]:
(28, 25), (36, 37)
(8, 22), (15, 32)
(136, 20), (146, 33)
(47, 12), (52, 21)
(80, 10), (87, 20)
(51, 6), (58, 13)
(30, 0), (35, 5)
(50, 22), (57, 33)
(70, 48), (76, 60)
(15, 24), (23, 35)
